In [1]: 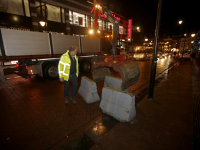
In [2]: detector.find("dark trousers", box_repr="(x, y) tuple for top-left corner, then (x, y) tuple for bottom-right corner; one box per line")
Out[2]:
(63, 73), (78, 98)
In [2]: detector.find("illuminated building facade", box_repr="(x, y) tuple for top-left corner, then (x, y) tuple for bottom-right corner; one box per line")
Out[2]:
(0, 0), (128, 52)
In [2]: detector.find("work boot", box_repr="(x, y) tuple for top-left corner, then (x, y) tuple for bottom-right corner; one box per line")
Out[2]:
(65, 96), (69, 104)
(71, 97), (76, 104)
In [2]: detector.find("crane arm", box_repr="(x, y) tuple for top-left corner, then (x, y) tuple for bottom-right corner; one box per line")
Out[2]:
(94, 0), (119, 55)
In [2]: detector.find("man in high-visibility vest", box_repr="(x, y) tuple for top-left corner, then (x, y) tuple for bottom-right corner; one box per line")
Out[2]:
(58, 46), (79, 104)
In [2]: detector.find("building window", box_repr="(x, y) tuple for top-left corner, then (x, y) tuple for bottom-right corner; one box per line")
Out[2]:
(119, 26), (123, 34)
(35, 1), (61, 22)
(61, 8), (65, 23)
(98, 19), (102, 30)
(123, 27), (126, 35)
(108, 22), (113, 32)
(103, 21), (106, 30)
(35, 1), (44, 8)
(91, 17), (94, 28)
(72, 11), (85, 27)
(24, 0), (30, 17)
(69, 10), (73, 24)
(46, 4), (61, 22)
(86, 16), (90, 28)
(0, 0), (24, 16)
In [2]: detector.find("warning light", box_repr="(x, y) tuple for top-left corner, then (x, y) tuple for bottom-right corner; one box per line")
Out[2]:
(29, 69), (33, 74)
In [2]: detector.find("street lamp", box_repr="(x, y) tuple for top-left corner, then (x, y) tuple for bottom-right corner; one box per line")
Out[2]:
(178, 20), (187, 62)
(39, 21), (46, 27)
(89, 29), (94, 34)
(179, 20), (182, 25)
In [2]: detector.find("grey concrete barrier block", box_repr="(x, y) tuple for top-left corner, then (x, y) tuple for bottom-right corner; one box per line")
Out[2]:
(100, 87), (136, 122)
(78, 76), (100, 103)
(104, 75), (122, 90)
(104, 76), (128, 92)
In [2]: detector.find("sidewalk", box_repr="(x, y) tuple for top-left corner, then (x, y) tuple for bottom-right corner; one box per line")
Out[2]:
(89, 59), (199, 150)
(0, 58), (199, 150)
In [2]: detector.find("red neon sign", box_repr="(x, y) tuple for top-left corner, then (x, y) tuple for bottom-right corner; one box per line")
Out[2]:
(90, 8), (94, 14)
(90, 8), (120, 22)
(127, 19), (132, 41)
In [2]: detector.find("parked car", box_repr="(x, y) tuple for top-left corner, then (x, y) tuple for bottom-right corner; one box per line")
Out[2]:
(179, 50), (191, 60)
(133, 50), (148, 60)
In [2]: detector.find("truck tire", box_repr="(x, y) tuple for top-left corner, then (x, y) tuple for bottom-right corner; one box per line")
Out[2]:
(80, 60), (91, 73)
(44, 63), (58, 80)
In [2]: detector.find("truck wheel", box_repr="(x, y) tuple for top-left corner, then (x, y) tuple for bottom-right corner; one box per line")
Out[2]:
(80, 60), (91, 73)
(44, 63), (58, 80)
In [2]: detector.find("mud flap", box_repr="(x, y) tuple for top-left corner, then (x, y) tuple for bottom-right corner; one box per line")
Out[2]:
(113, 62), (140, 90)
(92, 67), (111, 82)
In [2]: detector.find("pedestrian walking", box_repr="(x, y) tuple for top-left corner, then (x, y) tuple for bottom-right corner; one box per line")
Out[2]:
(190, 51), (195, 64)
(58, 46), (79, 104)
(173, 51), (177, 58)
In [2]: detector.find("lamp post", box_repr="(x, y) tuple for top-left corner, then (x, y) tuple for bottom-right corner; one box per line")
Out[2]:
(148, 0), (162, 100)
(178, 20), (188, 62)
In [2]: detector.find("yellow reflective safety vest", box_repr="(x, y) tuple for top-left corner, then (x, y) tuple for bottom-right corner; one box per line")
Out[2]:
(58, 50), (79, 81)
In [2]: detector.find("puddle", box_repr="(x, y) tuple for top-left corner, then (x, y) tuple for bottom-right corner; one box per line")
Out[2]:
(64, 116), (118, 149)
(85, 115), (118, 143)
(63, 134), (95, 150)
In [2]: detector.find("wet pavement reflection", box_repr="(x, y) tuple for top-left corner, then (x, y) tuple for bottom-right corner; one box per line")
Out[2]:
(63, 56), (180, 149)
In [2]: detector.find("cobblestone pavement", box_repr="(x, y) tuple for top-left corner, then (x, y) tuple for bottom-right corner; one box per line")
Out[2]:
(90, 58), (200, 150)
(0, 73), (104, 150)
(0, 57), (199, 150)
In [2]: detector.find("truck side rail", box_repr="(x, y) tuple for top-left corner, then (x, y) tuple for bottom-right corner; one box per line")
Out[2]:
(0, 28), (51, 60)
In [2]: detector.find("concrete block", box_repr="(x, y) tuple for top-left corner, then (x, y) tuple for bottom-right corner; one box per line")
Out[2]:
(104, 76), (128, 92)
(100, 87), (136, 122)
(78, 76), (100, 103)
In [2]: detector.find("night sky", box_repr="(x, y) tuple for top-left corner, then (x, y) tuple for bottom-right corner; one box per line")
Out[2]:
(120, 0), (200, 38)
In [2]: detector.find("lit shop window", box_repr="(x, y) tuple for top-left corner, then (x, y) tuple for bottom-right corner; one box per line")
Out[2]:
(108, 22), (113, 32)
(69, 11), (73, 24)
(35, 1), (61, 22)
(0, 0), (24, 16)
(103, 21), (106, 30)
(61, 8), (65, 23)
(119, 26), (123, 34)
(46, 4), (61, 22)
(72, 12), (85, 27)
(98, 19), (102, 30)
(91, 17), (94, 28)
(24, 0), (30, 17)
(86, 16), (90, 28)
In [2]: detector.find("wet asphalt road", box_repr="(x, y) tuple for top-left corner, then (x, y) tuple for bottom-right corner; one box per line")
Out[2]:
(80, 55), (179, 101)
